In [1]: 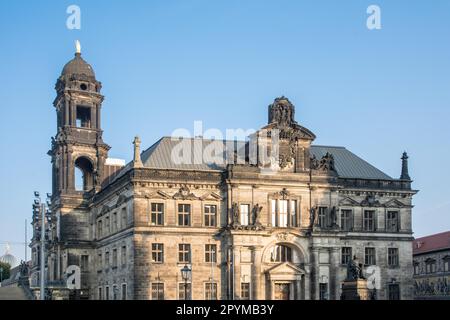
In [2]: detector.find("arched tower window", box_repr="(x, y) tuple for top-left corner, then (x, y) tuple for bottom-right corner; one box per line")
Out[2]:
(74, 157), (94, 191)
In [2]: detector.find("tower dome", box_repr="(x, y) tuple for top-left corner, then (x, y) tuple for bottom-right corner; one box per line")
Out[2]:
(0, 244), (17, 267)
(61, 52), (96, 78)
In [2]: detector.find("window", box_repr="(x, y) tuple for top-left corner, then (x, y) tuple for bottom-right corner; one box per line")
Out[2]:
(178, 244), (191, 263)
(121, 284), (127, 300)
(340, 210), (353, 231)
(105, 286), (110, 300)
(98, 252), (102, 271)
(178, 204), (191, 226)
(112, 249), (118, 268)
(318, 207), (328, 228)
(151, 243), (164, 263)
(204, 205), (217, 227)
(121, 246), (127, 267)
(98, 287), (103, 300)
(388, 248), (399, 267)
(342, 247), (352, 265)
(112, 212), (118, 232)
(105, 251), (110, 267)
(365, 247), (376, 265)
(413, 262), (420, 275)
(290, 200), (297, 227)
(241, 283), (250, 300)
(388, 284), (400, 300)
(363, 210), (376, 231)
(80, 255), (89, 272)
(205, 244), (217, 263)
(97, 220), (103, 238)
(178, 283), (192, 300)
(271, 200), (277, 226)
(444, 257), (450, 272)
(121, 208), (127, 228)
(271, 245), (292, 262)
(278, 200), (288, 228)
(105, 216), (110, 235)
(319, 283), (328, 300)
(112, 285), (118, 300)
(151, 203), (164, 226)
(151, 283), (164, 300)
(240, 204), (250, 226)
(76, 105), (91, 128)
(426, 259), (436, 273)
(386, 211), (399, 232)
(205, 283), (217, 300)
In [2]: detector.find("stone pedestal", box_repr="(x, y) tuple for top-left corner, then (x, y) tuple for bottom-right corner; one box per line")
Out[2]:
(340, 279), (371, 300)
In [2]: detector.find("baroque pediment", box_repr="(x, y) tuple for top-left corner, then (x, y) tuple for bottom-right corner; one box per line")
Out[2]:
(266, 262), (305, 276)
(339, 197), (359, 206)
(200, 192), (222, 201)
(173, 185), (198, 200)
(383, 199), (406, 208)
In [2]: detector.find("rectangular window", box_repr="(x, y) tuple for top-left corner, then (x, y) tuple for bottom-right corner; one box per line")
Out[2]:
(241, 283), (250, 300)
(340, 210), (352, 231)
(388, 284), (400, 300)
(271, 200), (277, 226)
(204, 205), (217, 227)
(205, 244), (217, 263)
(205, 283), (217, 300)
(151, 203), (164, 226)
(105, 216), (110, 235)
(76, 105), (91, 128)
(279, 200), (288, 228)
(386, 211), (399, 232)
(121, 246), (127, 267)
(318, 207), (328, 228)
(240, 204), (250, 226)
(98, 253), (102, 271)
(105, 251), (110, 268)
(151, 243), (164, 263)
(121, 284), (127, 300)
(97, 220), (102, 238)
(319, 283), (328, 300)
(444, 259), (450, 272)
(426, 260), (436, 273)
(365, 247), (376, 265)
(112, 249), (118, 268)
(342, 247), (352, 265)
(363, 210), (376, 231)
(388, 248), (399, 267)
(105, 286), (110, 300)
(112, 212), (118, 232)
(80, 255), (89, 272)
(179, 244), (191, 263)
(121, 208), (127, 228)
(178, 204), (191, 226)
(178, 283), (192, 300)
(112, 285), (118, 300)
(414, 263), (420, 275)
(98, 287), (103, 300)
(290, 200), (297, 227)
(151, 283), (164, 300)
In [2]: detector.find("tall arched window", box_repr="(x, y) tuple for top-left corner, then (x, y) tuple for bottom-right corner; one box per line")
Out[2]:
(74, 157), (94, 191)
(271, 245), (292, 262)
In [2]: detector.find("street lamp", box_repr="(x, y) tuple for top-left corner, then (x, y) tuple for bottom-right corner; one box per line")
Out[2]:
(180, 265), (191, 300)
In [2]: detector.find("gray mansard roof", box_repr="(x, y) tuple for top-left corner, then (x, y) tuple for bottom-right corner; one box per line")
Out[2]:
(139, 137), (393, 180)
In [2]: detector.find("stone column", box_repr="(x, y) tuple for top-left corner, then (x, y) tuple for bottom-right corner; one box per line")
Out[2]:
(304, 265), (311, 300)
(311, 248), (320, 300)
(330, 247), (341, 300)
(251, 246), (262, 300)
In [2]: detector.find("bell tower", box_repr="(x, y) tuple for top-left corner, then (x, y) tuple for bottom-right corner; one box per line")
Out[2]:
(50, 42), (110, 197)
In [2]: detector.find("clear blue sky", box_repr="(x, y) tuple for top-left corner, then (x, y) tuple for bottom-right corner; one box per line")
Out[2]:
(0, 0), (449, 263)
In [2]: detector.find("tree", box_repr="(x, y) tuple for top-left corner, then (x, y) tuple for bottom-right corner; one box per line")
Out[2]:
(0, 262), (11, 282)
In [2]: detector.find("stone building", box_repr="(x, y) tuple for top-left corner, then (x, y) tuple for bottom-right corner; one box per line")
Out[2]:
(413, 231), (450, 300)
(30, 48), (417, 300)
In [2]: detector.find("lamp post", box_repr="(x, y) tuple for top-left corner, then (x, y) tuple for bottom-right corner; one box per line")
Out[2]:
(180, 265), (191, 300)
(33, 192), (52, 300)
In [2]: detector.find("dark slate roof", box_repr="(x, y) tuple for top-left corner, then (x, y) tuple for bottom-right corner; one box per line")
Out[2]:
(61, 53), (95, 78)
(140, 137), (393, 180)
